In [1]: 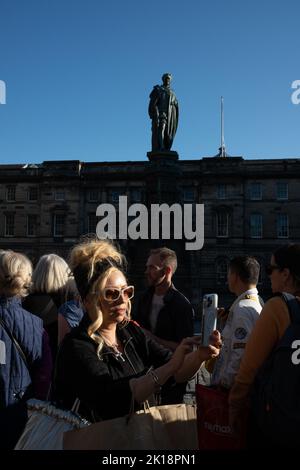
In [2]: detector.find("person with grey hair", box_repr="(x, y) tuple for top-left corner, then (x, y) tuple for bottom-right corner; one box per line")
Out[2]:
(148, 73), (179, 151)
(23, 253), (76, 361)
(0, 250), (52, 449)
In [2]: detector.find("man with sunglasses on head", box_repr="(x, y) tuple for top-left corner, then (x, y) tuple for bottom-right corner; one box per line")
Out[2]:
(133, 247), (194, 404)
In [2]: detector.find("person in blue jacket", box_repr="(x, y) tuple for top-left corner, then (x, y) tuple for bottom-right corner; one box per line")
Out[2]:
(0, 250), (52, 449)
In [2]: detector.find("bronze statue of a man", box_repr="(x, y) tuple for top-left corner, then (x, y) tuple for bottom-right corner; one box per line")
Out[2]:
(148, 73), (179, 152)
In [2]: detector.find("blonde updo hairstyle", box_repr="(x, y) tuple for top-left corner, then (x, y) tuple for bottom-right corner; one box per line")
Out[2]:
(0, 250), (32, 297)
(69, 238), (131, 358)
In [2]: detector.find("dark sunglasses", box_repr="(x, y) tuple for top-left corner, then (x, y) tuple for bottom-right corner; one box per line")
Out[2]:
(265, 264), (281, 276)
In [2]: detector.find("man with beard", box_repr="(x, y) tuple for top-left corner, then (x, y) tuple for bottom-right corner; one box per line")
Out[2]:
(133, 247), (194, 404)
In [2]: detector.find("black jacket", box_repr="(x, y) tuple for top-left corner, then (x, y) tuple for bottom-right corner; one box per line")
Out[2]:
(54, 314), (173, 422)
(133, 284), (194, 342)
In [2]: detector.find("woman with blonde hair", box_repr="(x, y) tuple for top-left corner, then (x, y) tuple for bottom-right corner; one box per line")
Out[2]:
(54, 238), (219, 422)
(23, 253), (76, 361)
(0, 251), (52, 449)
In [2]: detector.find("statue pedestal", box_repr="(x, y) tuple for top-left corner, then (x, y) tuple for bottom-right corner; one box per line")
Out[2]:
(145, 150), (181, 205)
(147, 150), (179, 162)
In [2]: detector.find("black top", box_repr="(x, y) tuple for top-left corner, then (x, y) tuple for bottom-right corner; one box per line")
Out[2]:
(54, 314), (173, 422)
(133, 284), (194, 342)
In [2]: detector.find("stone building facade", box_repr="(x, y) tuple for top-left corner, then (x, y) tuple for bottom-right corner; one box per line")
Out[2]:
(0, 154), (299, 312)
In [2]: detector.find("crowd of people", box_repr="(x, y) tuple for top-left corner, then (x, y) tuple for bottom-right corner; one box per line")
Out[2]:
(0, 239), (299, 450)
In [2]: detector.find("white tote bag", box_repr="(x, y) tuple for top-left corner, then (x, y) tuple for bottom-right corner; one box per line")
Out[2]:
(15, 399), (90, 450)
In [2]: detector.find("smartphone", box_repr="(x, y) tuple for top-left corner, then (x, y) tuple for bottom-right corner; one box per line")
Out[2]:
(201, 293), (218, 346)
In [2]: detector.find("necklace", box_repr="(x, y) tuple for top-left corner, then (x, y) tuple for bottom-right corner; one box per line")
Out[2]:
(98, 332), (125, 362)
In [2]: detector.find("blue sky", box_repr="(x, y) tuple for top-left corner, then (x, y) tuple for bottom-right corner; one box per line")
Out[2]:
(0, 0), (299, 164)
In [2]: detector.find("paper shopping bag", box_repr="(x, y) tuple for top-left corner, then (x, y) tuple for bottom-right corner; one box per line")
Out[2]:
(63, 403), (197, 450)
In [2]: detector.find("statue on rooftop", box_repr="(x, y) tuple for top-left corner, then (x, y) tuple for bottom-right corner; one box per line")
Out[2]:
(148, 73), (179, 152)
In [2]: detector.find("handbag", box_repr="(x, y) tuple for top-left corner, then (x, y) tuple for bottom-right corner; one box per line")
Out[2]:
(14, 399), (90, 450)
(63, 403), (198, 450)
(196, 384), (245, 449)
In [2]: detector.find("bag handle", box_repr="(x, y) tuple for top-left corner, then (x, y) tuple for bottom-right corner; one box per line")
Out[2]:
(71, 397), (81, 414)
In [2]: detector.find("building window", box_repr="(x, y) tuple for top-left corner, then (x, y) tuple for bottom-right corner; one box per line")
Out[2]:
(217, 184), (227, 199)
(277, 214), (289, 238)
(53, 214), (65, 237)
(216, 258), (228, 284)
(28, 187), (38, 201)
(130, 188), (142, 203)
(6, 186), (16, 201)
(27, 215), (37, 237)
(277, 182), (288, 200)
(250, 182), (262, 200)
(110, 190), (124, 204)
(183, 188), (195, 202)
(88, 213), (98, 233)
(250, 214), (263, 238)
(5, 214), (15, 236)
(55, 190), (65, 201)
(88, 189), (99, 202)
(216, 212), (229, 237)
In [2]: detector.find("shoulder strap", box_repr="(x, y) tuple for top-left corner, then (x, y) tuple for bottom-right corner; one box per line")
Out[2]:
(0, 317), (29, 369)
(280, 293), (300, 325)
(40, 297), (56, 317)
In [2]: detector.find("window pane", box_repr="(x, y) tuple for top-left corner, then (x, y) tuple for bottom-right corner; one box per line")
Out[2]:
(217, 212), (228, 237)
(54, 214), (65, 236)
(131, 189), (142, 203)
(28, 187), (38, 201)
(277, 214), (289, 238)
(277, 182), (288, 200)
(217, 184), (226, 199)
(5, 214), (15, 236)
(27, 215), (37, 236)
(183, 188), (195, 202)
(6, 186), (16, 201)
(250, 214), (262, 238)
(216, 259), (228, 284)
(110, 190), (124, 203)
(88, 189), (99, 202)
(55, 191), (65, 201)
(250, 183), (262, 200)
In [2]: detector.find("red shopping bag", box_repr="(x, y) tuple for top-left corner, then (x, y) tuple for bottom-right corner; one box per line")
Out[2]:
(196, 384), (245, 450)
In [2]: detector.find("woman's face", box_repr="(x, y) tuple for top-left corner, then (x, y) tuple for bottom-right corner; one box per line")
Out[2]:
(99, 270), (132, 325)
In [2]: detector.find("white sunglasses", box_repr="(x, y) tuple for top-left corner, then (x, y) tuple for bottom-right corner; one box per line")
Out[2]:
(102, 285), (134, 302)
